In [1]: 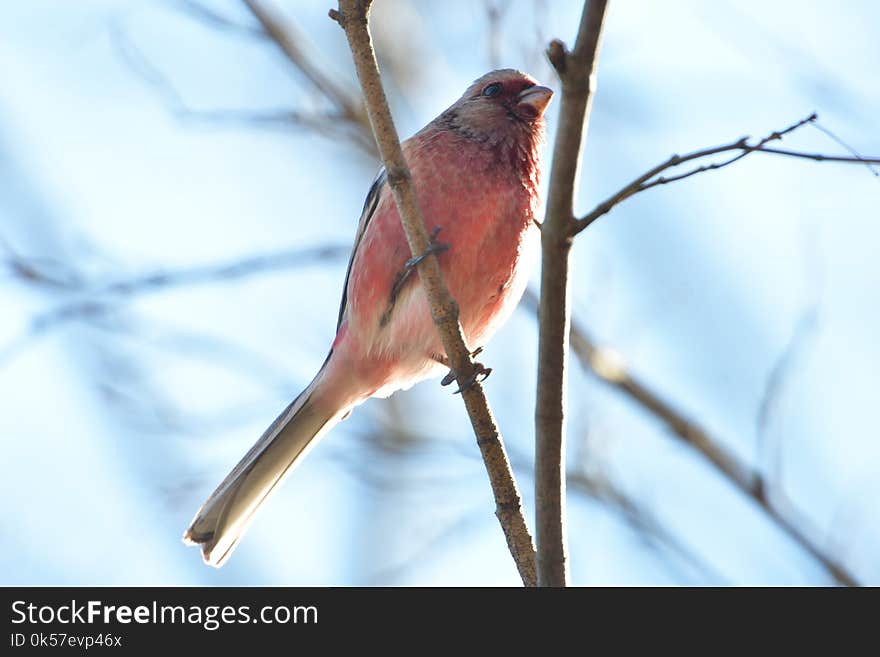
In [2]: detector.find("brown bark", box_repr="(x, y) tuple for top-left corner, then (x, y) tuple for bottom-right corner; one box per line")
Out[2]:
(330, 0), (537, 587)
(535, 0), (608, 587)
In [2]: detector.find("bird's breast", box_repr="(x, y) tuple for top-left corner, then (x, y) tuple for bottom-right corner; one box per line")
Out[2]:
(339, 130), (541, 387)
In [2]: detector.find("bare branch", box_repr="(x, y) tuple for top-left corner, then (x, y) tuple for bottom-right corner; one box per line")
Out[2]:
(169, 0), (264, 37)
(751, 146), (880, 165)
(1, 242), (81, 290)
(111, 23), (372, 146)
(756, 307), (820, 446)
(343, 415), (724, 584)
(242, 0), (374, 154)
(2, 245), (348, 366)
(329, 0), (536, 587)
(575, 113), (814, 232)
(521, 289), (859, 586)
(574, 113), (880, 234)
(755, 304), (820, 501)
(564, 468), (728, 584)
(536, 0), (608, 587)
(810, 121), (880, 177)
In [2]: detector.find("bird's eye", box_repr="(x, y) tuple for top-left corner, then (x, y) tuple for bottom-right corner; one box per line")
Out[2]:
(482, 82), (502, 97)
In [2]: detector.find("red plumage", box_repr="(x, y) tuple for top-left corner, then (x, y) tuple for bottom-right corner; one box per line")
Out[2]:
(185, 69), (553, 566)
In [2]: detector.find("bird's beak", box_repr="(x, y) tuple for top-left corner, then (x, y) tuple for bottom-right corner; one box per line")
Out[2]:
(516, 85), (554, 118)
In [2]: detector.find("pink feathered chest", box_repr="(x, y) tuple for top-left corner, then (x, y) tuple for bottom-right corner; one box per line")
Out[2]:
(342, 128), (542, 364)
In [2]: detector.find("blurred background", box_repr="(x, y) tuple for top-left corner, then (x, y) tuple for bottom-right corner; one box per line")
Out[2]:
(1, 0), (878, 586)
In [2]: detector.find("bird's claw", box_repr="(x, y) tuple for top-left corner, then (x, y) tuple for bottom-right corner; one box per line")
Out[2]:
(382, 227), (450, 328)
(440, 348), (490, 393)
(405, 226), (450, 269)
(452, 362), (492, 394)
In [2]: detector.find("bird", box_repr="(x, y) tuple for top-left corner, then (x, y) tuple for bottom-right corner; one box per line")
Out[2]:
(184, 69), (553, 567)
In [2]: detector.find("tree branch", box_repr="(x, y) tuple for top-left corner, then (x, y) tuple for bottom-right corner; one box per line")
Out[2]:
(242, 0), (373, 152)
(112, 19), (373, 149)
(536, 0), (608, 587)
(809, 121), (880, 177)
(573, 327), (858, 587)
(1, 245), (348, 366)
(751, 146), (880, 165)
(329, 0), (537, 587)
(523, 288), (859, 586)
(170, 0), (264, 37)
(564, 467), (728, 584)
(574, 113), (880, 234)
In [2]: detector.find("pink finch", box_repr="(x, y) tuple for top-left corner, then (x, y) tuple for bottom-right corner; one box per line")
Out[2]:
(184, 69), (553, 566)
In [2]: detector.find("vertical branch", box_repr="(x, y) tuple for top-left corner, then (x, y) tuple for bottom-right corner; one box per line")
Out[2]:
(329, 0), (536, 586)
(535, 0), (608, 587)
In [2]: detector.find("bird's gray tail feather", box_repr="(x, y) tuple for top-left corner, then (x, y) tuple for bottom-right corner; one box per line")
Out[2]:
(183, 375), (337, 567)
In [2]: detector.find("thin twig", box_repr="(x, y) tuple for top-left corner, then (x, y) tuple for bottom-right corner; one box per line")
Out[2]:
(507, 442), (727, 584)
(536, 0), (608, 587)
(754, 304), (820, 506)
(574, 113), (880, 234)
(809, 121), (880, 177)
(345, 417), (725, 584)
(329, 0), (537, 587)
(752, 147), (880, 165)
(564, 469), (729, 585)
(2, 245), (348, 366)
(169, 0), (264, 37)
(756, 307), (820, 447)
(112, 22), (369, 145)
(640, 114), (818, 191)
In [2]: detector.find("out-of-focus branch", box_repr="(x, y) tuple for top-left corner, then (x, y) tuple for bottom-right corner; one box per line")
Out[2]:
(329, 0), (536, 587)
(809, 122), (880, 177)
(521, 289), (859, 586)
(574, 113), (880, 234)
(170, 0), (264, 37)
(756, 306), (819, 448)
(336, 416), (724, 584)
(1, 240), (81, 290)
(2, 244), (348, 365)
(751, 147), (880, 165)
(116, 2), (378, 153)
(536, 0), (608, 587)
(112, 21), (373, 149)
(241, 0), (374, 154)
(564, 468), (728, 584)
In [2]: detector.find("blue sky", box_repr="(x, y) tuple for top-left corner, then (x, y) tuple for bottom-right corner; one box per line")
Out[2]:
(1, 0), (878, 585)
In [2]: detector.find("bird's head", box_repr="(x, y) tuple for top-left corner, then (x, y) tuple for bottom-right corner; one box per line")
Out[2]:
(439, 69), (553, 143)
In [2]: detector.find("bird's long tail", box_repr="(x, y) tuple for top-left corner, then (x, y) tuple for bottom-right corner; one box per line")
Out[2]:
(183, 369), (345, 567)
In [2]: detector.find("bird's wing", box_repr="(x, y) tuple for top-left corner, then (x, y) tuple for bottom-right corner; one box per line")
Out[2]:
(336, 168), (387, 331)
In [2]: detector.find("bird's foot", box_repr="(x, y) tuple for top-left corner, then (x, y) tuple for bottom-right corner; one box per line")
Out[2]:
(405, 226), (450, 270)
(451, 362), (492, 394)
(439, 347), (491, 393)
(381, 227), (450, 327)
